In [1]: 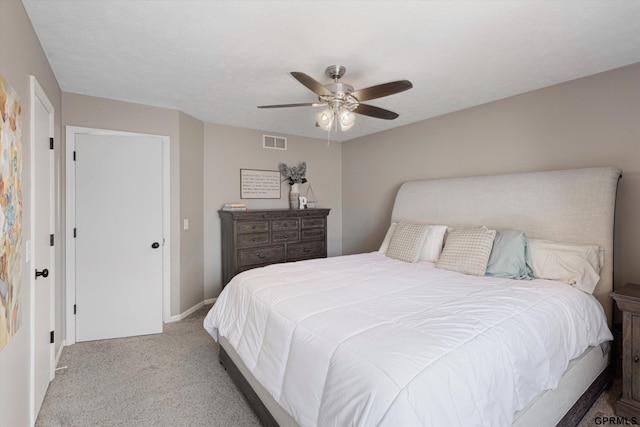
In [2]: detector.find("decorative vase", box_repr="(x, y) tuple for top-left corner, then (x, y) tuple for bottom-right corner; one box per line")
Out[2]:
(289, 183), (300, 209)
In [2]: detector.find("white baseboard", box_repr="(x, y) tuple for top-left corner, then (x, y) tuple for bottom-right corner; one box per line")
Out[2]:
(166, 298), (217, 323)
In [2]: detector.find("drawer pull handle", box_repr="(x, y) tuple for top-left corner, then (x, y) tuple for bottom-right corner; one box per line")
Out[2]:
(283, 234), (289, 238)
(252, 225), (256, 229)
(256, 252), (267, 259)
(252, 237), (257, 242)
(303, 247), (311, 253)
(635, 356), (639, 363)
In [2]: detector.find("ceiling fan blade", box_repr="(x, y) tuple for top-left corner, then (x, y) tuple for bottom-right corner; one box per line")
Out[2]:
(352, 80), (413, 102)
(258, 102), (318, 109)
(353, 104), (400, 120)
(291, 72), (333, 96)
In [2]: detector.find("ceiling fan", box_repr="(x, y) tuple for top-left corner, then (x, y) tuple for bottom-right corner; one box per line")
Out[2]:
(258, 65), (413, 131)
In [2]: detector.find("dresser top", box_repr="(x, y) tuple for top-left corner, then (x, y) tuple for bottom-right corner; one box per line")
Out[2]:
(219, 208), (330, 220)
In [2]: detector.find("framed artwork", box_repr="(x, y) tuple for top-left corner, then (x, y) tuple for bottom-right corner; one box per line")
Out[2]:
(240, 169), (281, 199)
(0, 75), (23, 352)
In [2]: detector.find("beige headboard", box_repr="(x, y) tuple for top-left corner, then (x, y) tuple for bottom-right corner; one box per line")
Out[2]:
(391, 167), (621, 325)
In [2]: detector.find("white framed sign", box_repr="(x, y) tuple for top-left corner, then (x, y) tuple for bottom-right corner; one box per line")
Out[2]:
(240, 169), (281, 199)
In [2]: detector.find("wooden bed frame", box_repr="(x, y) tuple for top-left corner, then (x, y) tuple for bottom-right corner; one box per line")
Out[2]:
(217, 167), (622, 426)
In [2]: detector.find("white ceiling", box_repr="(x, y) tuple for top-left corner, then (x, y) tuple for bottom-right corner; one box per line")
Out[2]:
(22, 0), (640, 142)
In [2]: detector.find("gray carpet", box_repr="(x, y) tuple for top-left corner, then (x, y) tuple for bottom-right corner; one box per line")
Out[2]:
(36, 305), (260, 427)
(36, 303), (620, 426)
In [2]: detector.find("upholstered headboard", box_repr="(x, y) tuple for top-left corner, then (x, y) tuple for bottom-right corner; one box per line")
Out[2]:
(391, 167), (621, 325)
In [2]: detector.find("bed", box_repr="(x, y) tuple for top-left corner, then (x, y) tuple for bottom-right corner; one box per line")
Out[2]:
(204, 167), (621, 426)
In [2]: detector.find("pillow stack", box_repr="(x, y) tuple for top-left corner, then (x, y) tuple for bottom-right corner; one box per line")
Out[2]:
(379, 221), (604, 294)
(380, 222), (448, 263)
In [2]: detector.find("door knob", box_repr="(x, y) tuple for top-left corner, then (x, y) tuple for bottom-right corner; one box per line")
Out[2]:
(35, 268), (49, 279)
(151, 242), (160, 249)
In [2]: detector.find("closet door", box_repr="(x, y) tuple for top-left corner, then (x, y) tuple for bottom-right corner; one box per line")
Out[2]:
(75, 134), (163, 341)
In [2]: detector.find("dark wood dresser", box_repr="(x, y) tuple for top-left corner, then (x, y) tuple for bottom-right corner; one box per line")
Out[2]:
(612, 283), (640, 419)
(219, 208), (330, 287)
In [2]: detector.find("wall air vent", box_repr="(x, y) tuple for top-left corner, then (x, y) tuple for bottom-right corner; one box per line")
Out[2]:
(263, 135), (287, 150)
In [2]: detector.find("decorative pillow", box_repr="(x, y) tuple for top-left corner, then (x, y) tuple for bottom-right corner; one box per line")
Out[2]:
(527, 239), (603, 294)
(436, 226), (496, 276)
(485, 230), (532, 279)
(419, 225), (448, 262)
(386, 222), (430, 263)
(378, 223), (397, 253)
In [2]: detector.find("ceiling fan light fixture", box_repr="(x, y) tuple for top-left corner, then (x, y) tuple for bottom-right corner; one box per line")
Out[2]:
(258, 65), (412, 133)
(338, 109), (355, 130)
(316, 108), (334, 131)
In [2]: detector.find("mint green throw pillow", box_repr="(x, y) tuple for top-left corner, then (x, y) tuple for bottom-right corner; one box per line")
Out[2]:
(485, 230), (532, 280)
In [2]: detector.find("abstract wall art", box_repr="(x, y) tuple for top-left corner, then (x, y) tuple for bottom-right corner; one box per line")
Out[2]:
(0, 75), (23, 352)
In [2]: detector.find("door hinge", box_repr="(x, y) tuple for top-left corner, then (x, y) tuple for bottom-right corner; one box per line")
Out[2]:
(74, 304), (77, 315)
(50, 331), (54, 344)
(73, 228), (77, 238)
(49, 137), (54, 150)
(73, 151), (76, 161)
(50, 234), (54, 246)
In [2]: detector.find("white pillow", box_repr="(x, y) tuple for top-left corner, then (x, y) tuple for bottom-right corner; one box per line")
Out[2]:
(419, 225), (448, 262)
(527, 239), (603, 294)
(386, 222), (430, 263)
(378, 223), (397, 253)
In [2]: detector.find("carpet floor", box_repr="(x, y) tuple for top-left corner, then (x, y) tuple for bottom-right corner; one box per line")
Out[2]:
(36, 304), (621, 426)
(36, 305), (260, 427)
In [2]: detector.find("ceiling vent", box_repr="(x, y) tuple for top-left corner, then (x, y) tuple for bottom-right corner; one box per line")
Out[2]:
(263, 135), (287, 150)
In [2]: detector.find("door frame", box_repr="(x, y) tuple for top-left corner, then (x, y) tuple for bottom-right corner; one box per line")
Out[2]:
(65, 126), (171, 345)
(29, 75), (55, 425)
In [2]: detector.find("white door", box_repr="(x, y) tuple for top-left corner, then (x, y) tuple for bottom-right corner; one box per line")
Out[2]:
(32, 77), (55, 420)
(75, 134), (163, 342)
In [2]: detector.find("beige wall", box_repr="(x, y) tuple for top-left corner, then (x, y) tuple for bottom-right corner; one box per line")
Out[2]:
(203, 123), (342, 298)
(63, 96), (208, 317)
(178, 111), (204, 312)
(62, 93), (185, 315)
(0, 1), (62, 425)
(342, 63), (640, 291)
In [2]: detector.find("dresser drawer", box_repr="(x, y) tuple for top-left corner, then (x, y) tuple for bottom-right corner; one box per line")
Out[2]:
(272, 230), (299, 243)
(237, 232), (269, 248)
(272, 219), (299, 231)
(287, 241), (325, 261)
(301, 228), (325, 240)
(301, 217), (325, 229)
(237, 221), (269, 234)
(238, 246), (285, 267)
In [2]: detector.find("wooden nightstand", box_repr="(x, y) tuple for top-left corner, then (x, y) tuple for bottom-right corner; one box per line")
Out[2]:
(612, 283), (640, 418)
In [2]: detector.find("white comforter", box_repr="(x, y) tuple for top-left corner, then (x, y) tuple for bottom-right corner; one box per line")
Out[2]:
(204, 252), (612, 426)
